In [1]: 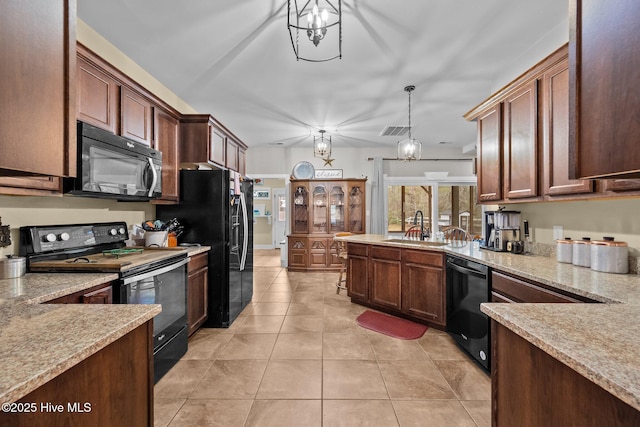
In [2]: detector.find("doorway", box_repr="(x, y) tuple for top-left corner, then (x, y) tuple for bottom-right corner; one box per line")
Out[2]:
(272, 188), (287, 266)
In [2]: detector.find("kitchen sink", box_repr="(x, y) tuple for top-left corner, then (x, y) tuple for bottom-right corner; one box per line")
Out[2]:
(382, 239), (448, 247)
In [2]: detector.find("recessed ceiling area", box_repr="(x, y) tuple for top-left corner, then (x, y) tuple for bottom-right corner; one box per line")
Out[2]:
(77, 1), (568, 152)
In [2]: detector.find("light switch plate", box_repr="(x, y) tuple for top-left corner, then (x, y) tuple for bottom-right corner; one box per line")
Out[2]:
(553, 225), (564, 240)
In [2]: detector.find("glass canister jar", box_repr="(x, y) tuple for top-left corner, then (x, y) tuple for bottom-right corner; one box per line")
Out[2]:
(572, 237), (591, 267)
(556, 237), (573, 264)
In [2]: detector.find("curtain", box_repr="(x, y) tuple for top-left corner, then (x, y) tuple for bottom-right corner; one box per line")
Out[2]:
(370, 157), (386, 235)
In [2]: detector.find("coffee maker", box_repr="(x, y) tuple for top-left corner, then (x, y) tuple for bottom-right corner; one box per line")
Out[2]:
(482, 209), (522, 252)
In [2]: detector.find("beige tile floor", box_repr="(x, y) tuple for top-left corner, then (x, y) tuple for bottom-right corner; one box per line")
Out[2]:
(155, 249), (491, 427)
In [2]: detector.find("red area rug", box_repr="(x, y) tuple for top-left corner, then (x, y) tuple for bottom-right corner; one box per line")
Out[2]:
(356, 310), (428, 340)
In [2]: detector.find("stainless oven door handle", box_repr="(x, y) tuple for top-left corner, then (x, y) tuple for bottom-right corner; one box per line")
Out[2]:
(123, 257), (190, 285)
(239, 192), (248, 271)
(147, 157), (158, 197)
(446, 261), (487, 279)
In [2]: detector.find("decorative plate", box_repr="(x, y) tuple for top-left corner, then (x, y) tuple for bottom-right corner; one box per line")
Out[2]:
(292, 161), (315, 179)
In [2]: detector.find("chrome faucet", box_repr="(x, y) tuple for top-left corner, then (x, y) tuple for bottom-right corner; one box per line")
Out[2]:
(413, 210), (428, 241)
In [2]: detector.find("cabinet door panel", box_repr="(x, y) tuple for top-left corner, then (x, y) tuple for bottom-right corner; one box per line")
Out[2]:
(402, 262), (444, 325)
(570, 0), (640, 179)
(210, 127), (226, 166)
(543, 61), (593, 196)
(347, 255), (369, 301)
(602, 179), (640, 192)
(504, 81), (538, 199)
(154, 108), (179, 201)
(0, 176), (62, 194)
(188, 267), (208, 336)
(226, 140), (239, 171)
(77, 57), (118, 134)
(370, 258), (401, 311)
(477, 106), (502, 201)
(121, 87), (152, 146)
(0, 0), (75, 177)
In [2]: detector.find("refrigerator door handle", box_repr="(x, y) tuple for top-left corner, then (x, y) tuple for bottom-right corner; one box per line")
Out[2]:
(239, 192), (248, 271)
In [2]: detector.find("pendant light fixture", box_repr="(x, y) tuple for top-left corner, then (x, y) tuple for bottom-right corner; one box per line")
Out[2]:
(288, 0), (342, 62)
(313, 129), (332, 158)
(397, 85), (422, 161)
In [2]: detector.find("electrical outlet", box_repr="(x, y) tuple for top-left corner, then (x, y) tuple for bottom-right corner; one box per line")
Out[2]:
(553, 225), (564, 240)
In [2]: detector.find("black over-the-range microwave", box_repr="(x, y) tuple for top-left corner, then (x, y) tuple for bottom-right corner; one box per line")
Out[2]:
(64, 121), (162, 201)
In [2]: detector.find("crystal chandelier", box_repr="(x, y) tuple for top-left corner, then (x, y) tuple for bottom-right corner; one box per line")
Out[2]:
(313, 130), (332, 158)
(397, 85), (422, 161)
(288, 0), (342, 62)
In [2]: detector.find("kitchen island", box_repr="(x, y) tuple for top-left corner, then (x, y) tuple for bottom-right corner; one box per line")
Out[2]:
(335, 234), (640, 425)
(0, 272), (160, 427)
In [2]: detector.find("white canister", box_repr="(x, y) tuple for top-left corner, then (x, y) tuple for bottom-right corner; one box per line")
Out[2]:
(556, 238), (573, 264)
(572, 237), (591, 267)
(590, 237), (628, 274)
(144, 231), (168, 247)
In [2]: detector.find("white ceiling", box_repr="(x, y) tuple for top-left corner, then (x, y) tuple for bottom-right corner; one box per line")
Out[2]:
(77, 0), (568, 152)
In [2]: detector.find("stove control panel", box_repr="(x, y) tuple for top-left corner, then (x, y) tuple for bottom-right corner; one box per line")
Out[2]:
(20, 222), (129, 255)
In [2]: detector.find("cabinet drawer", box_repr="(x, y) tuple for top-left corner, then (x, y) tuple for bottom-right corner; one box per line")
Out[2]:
(492, 271), (580, 303)
(371, 246), (402, 261)
(403, 250), (443, 267)
(188, 252), (209, 273)
(347, 243), (369, 257)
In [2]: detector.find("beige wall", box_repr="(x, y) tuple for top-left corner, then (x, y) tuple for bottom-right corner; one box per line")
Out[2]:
(504, 198), (640, 252)
(252, 178), (286, 247)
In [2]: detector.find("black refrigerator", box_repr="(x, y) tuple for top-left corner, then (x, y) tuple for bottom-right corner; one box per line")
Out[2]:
(157, 169), (253, 327)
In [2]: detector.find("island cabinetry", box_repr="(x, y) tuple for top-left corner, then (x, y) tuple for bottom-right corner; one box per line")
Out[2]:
(187, 252), (208, 336)
(346, 243), (369, 301)
(345, 243), (446, 328)
(287, 179), (366, 271)
(46, 281), (114, 304)
(491, 271), (598, 303)
(492, 322), (640, 426)
(569, 0), (640, 179)
(370, 246), (402, 311)
(2, 322), (154, 427)
(401, 250), (445, 326)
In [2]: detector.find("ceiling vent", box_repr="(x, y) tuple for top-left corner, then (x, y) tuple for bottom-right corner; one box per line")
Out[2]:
(379, 125), (411, 137)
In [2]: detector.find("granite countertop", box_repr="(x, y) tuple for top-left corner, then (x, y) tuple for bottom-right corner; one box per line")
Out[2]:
(336, 233), (640, 411)
(183, 245), (211, 257)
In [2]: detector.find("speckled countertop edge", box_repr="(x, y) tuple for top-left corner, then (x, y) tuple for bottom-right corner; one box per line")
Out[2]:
(481, 303), (640, 412)
(184, 245), (211, 257)
(0, 303), (160, 404)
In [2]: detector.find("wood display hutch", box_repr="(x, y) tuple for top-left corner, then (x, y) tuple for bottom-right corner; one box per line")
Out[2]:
(288, 178), (367, 271)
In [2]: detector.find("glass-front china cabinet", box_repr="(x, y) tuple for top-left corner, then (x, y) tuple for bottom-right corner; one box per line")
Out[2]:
(288, 178), (367, 271)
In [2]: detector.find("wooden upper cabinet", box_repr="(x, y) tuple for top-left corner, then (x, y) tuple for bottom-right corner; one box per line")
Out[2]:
(0, 0), (76, 177)
(154, 107), (180, 202)
(602, 179), (640, 192)
(120, 87), (153, 146)
(238, 148), (247, 176)
(77, 56), (119, 134)
(542, 58), (593, 196)
(503, 81), (538, 199)
(210, 126), (226, 167)
(569, 0), (640, 179)
(226, 139), (239, 172)
(476, 105), (503, 202)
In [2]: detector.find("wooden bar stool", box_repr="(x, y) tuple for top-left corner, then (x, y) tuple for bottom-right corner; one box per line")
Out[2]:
(334, 232), (353, 294)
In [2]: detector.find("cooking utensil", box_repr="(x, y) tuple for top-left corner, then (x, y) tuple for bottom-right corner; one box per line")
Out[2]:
(0, 255), (26, 279)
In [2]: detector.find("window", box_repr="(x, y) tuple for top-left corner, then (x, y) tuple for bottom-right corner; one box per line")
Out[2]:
(387, 184), (481, 237)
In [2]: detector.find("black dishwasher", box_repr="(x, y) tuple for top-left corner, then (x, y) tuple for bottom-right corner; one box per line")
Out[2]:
(446, 255), (491, 371)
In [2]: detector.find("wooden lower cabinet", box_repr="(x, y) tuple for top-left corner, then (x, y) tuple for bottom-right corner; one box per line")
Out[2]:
(491, 271), (597, 303)
(46, 282), (114, 304)
(401, 250), (445, 326)
(1, 322), (154, 427)
(492, 322), (640, 426)
(288, 235), (343, 272)
(346, 244), (368, 301)
(347, 243), (445, 328)
(187, 252), (208, 336)
(370, 247), (402, 311)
